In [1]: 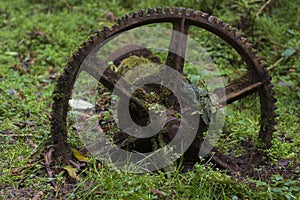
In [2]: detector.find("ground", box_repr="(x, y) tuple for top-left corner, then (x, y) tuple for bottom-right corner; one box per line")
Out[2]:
(0, 0), (299, 199)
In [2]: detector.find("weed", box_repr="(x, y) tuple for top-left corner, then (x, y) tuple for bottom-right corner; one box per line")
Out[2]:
(0, 0), (299, 199)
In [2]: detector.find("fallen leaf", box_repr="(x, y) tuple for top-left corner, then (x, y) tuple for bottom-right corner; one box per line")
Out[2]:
(282, 48), (296, 61)
(71, 147), (90, 163)
(69, 99), (95, 110)
(69, 159), (81, 169)
(62, 165), (78, 180)
(32, 191), (43, 200)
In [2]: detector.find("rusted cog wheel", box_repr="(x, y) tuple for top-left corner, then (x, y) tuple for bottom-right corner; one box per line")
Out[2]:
(51, 7), (277, 174)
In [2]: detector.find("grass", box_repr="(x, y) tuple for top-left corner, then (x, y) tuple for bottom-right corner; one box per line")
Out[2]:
(0, 0), (299, 199)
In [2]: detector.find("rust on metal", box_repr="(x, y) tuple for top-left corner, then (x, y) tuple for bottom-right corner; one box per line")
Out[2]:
(50, 7), (277, 173)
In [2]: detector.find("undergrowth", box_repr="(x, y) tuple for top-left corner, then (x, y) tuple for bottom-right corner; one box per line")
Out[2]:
(0, 0), (299, 199)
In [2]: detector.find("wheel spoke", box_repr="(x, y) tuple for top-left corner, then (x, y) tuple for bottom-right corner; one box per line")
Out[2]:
(213, 74), (263, 106)
(81, 60), (148, 113)
(209, 147), (241, 172)
(52, 7), (277, 173)
(80, 44), (164, 114)
(164, 19), (190, 109)
(166, 19), (189, 73)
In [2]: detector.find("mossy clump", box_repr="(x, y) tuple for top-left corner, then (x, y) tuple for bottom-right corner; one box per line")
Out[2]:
(117, 55), (151, 75)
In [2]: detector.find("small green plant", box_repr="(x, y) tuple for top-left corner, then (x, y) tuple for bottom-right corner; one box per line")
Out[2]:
(1, 0), (299, 199)
(249, 174), (300, 200)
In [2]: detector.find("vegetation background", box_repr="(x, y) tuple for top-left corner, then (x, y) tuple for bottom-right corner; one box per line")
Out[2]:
(0, 0), (299, 199)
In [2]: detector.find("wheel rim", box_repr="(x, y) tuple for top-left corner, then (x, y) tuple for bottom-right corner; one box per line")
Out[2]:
(50, 7), (277, 173)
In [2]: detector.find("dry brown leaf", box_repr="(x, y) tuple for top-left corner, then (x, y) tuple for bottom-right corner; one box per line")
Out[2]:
(31, 191), (43, 200)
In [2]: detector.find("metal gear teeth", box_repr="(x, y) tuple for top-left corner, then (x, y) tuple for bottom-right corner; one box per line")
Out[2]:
(193, 10), (203, 18)
(156, 7), (162, 14)
(273, 112), (279, 118)
(201, 12), (209, 19)
(187, 8), (194, 17)
(217, 20), (224, 26)
(96, 29), (104, 37)
(72, 52), (80, 60)
(272, 96), (277, 103)
(124, 14), (130, 21)
(270, 120), (278, 126)
(240, 37), (248, 45)
(89, 35), (95, 43)
(234, 32), (242, 40)
(131, 11), (138, 18)
(248, 44), (257, 56)
(192, 10), (199, 18)
(111, 24), (118, 30)
(261, 62), (268, 70)
(77, 47), (85, 54)
(208, 16), (217, 24)
(164, 6), (171, 15)
(223, 23), (230, 31)
(172, 7), (179, 14)
(117, 17), (125, 26)
(255, 54), (261, 62)
(252, 49), (258, 56)
(231, 28), (238, 37)
(267, 83), (275, 90)
(147, 8), (155, 15)
(180, 7), (186, 16)
(81, 39), (87, 47)
(138, 9), (145, 17)
(63, 66), (70, 77)
(52, 7), (278, 172)
(246, 43), (253, 50)
(261, 67), (267, 75)
(67, 58), (76, 67)
(264, 71), (273, 82)
(103, 25), (112, 35)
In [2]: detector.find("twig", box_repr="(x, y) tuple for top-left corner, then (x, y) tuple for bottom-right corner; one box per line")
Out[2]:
(44, 148), (56, 189)
(29, 139), (37, 148)
(69, 159), (81, 169)
(267, 57), (283, 70)
(256, 0), (272, 17)
(0, 133), (33, 137)
(249, 0), (264, 3)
